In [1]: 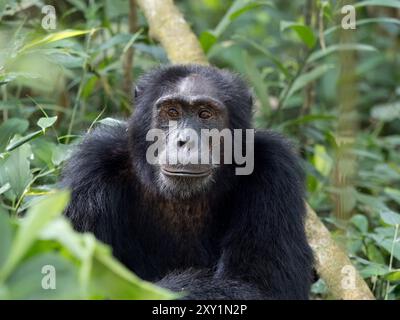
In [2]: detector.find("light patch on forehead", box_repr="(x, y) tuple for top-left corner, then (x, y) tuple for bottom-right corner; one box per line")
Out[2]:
(177, 74), (217, 97)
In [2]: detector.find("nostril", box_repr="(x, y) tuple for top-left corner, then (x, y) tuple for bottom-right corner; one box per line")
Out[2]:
(178, 140), (186, 148)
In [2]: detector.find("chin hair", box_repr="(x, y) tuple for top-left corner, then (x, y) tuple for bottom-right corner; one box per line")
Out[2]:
(156, 171), (214, 199)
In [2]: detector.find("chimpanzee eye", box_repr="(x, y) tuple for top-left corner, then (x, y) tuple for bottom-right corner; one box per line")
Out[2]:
(167, 107), (180, 118)
(199, 109), (212, 120)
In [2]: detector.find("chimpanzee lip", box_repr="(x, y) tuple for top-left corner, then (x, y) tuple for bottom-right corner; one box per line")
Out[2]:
(161, 167), (211, 177)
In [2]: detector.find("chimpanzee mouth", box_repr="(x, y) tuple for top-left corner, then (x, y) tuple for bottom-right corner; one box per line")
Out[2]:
(161, 167), (212, 178)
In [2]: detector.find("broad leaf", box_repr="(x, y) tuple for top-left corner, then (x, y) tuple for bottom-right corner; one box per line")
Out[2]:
(281, 21), (316, 49)
(2, 142), (33, 201)
(0, 119), (29, 151)
(37, 116), (58, 132)
(40, 219), (175, 299)
(5, 253), (80, 299)
(0, 191), (70, 281)
(380, 210), (400, 226)
(286, 64), (333, 102)
(385, 271), (400, 282)
(385, 188), (400, 206)
(351, 214), (369, 233)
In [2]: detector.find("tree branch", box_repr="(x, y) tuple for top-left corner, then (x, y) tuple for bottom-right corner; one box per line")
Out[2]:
(305, 205), (374, 299)
(137, 0), (208, 65)
(123, 0), (138, 99)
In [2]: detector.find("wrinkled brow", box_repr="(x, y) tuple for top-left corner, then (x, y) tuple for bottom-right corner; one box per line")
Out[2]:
(155, 95), (225, 110)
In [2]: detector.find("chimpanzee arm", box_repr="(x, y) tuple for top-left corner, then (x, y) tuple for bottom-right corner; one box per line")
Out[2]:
(60, 124), (130, 245)
(215, 131), (313, 299)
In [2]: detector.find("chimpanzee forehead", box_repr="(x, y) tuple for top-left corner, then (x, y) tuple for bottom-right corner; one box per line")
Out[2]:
(170, 74), (221, 99)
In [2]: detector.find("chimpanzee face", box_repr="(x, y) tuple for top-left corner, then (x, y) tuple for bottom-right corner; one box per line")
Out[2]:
(129, 65), (254, 199)
(148, 74), (230, 197)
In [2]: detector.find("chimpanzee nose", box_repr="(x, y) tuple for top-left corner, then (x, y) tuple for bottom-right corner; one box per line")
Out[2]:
(177, 139), (187, 148)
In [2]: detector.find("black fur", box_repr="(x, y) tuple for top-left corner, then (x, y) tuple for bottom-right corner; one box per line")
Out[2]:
(61, 64), (313, 299)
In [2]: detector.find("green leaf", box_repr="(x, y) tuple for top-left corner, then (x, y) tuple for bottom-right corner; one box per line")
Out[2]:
(40, 218), (90, 261)
(325, 17), (400, 36)
(286, 64), (333, 102)
(380, 210), (400, 226)
(371, 234), (400, 261)
(360, 263), (390, 278)
(0, 212), (12, 269)
(37, 116), (58, 132)
(51, 144), (72, 167)
(354, 0), (400, 10)
(0, 191), (70, 282)
(5, 253), (80, 299)
(93, 33), (134, 53)
(104, 0), (128, 19)
(0, 183), (11, 195)
(200, 31), (217, 53)
(313, 144), (333, 177)
(385, 188), (400, 206)
(280, 21), (316, 49)
(32, 140), (56, 168)
(366, 243), (386, 264)
(385, 271), (400, 282)
(20, 29), (94, 52)
(122, 30), (143, 54)
(204, 0), (272, 52)
(6, 130), (44, 153)
(242, 51), (270, 115)
(0, 119), (29, 151)
(214, 0), (254, 37)
(232, 35), (290, 77)
(311, 278), (327, 295)
(351, 214), (369, 233)
(2, 142), (33, 201)
(89, 243), (176, 299)
(39, 218), (174, 299)
(229, 1), (272, 21)
(210, 0), (248, 42)
(356, 193), (388, 212)
(307, 44), (377, 63)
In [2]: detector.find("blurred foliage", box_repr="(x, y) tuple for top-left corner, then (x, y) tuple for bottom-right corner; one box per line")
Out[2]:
(0, 191), (173, 299)
(0, 0), (399, 299)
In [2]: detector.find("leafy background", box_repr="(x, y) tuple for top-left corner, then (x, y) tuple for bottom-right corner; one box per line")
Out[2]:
(0, 0), (399, 299)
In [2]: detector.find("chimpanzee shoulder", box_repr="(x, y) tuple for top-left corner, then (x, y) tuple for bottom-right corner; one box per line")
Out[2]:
(61, 122), (132, 189)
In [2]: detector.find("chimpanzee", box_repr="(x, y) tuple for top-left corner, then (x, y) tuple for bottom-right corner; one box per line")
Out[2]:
(61, 64), (313, 299)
